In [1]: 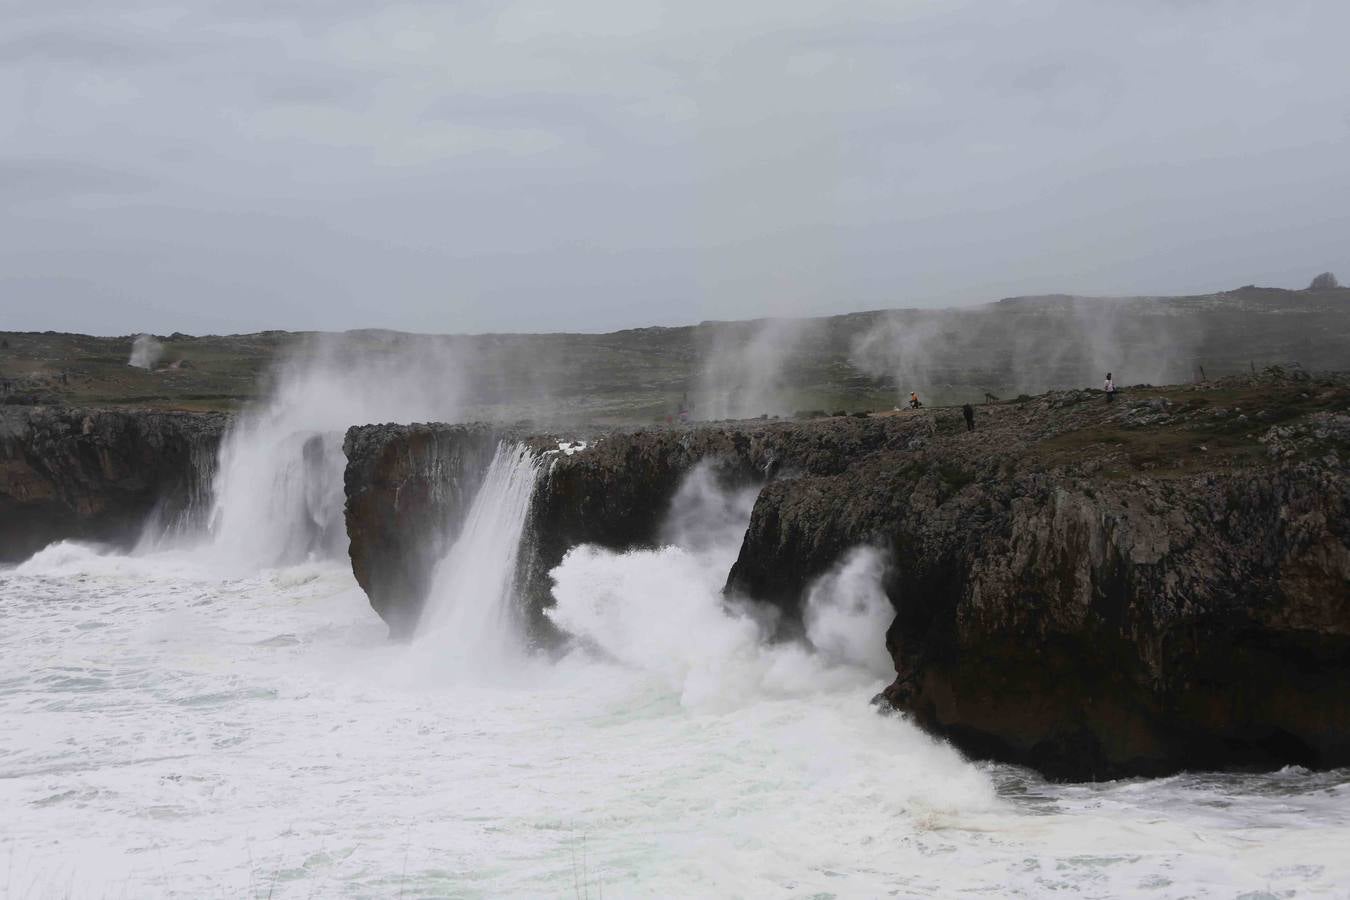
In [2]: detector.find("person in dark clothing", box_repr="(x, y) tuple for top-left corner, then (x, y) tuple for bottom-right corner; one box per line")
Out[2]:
(962, 403), (974, 431)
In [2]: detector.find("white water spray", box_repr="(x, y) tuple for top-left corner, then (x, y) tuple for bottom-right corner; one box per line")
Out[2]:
(209, 428), (348, 566)
(658, 459), (760, 573)
(134, 437), (219, 554)
(803, 546), (895, 677)
(199, 334), (466, 568)
(413, 442), (543, 676)
(548, 461), (896, 709)
(128, 334), (163, 369)
(693, 319), (809, 421)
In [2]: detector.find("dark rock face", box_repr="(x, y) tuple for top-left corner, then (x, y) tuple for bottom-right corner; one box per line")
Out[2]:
(342, 423), (503, 638)
(343, 375), (1350, 779)
(728, 379), (1350, 779)
(0, 406), (226, 563)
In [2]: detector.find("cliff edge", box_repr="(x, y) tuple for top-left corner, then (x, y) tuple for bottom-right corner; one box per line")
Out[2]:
(0, 407), (226, 562)
(343, 372), (1350, 779)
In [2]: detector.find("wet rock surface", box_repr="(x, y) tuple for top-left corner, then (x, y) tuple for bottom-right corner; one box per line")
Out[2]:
(733, 376), (1350, 779)
(0, 406), (226, 562)
(344, 374), (1350, 779)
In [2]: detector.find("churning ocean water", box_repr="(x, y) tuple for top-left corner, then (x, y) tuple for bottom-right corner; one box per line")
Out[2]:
(3, 434), (1349, 899)
(2, 533), (1348, 898)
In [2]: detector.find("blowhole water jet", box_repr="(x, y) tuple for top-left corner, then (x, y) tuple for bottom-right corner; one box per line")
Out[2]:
(128, 334), (163, 370)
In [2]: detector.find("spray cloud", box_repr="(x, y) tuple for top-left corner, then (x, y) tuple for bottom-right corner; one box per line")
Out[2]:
(849, 296), (1206, 403)
(203, 332), (470, 568)
(692, 318), (811, 420)
(548, 462), (896, 709)
(658, 459), (760, 573)
(128, 334), (163, 370)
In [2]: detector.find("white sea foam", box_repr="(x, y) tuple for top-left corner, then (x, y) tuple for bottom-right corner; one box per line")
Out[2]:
(5, 439), (1348, 897)
(549, 544), (885, 710)
(4, 549), (1348, 898)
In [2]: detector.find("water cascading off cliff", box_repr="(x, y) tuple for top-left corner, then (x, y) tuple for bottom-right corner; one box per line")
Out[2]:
(412, 442), (544, 677)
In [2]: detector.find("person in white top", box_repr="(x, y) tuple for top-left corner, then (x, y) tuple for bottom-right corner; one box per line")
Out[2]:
(1104, 373), (1116, 402)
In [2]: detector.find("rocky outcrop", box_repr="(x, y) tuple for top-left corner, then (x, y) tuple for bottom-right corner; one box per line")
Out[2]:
(0, 406), (226, 562)
(343, 374), (1350, 779)
(728, 381), (1350, 779)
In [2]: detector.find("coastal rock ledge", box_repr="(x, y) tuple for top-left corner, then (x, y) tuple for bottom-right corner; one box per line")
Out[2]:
(344, 374), (1350, 780)
(0, 406), (225, 562)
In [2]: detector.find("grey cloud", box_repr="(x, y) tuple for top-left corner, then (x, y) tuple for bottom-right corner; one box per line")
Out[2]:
(255, 71), (371, 106)
(0, 0), (1346, 334)
(0, 158), (156, 203)
(0, 26), (176, 66)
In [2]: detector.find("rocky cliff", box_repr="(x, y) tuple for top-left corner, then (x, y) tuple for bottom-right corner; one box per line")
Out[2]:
(0, 407), (226, 562)
(343, 373), (1350, 779)
(728, 376), (1350, 779)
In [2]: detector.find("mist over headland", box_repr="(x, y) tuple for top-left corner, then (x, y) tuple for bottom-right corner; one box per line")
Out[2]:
(4, 282), (1348, 421)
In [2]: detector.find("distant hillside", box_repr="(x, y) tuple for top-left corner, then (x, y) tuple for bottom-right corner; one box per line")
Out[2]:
(2, 284), (1347, 421)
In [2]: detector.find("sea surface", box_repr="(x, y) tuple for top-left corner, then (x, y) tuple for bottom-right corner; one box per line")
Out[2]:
(3, 540), (1348, 899)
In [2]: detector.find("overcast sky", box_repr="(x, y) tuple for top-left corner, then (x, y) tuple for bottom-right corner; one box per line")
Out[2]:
(3, 0), (1348, 335)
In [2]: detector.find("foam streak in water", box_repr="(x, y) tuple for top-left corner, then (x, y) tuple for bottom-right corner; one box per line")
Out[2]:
(414, 442), (542, 677)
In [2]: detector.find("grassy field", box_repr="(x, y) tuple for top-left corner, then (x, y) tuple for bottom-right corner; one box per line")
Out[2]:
(3, 284), (1347, 422)
(1037, 377), (1348, 476)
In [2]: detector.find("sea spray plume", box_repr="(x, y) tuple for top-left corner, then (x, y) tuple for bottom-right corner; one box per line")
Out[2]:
(849, 296), (1208, 402)
(128, 334), (163, 369)
(452, 331), (576, 423)
(802, 546), (895, 677)
(850, 309), (963, 403)
(547, 542), (897, 710)
(548, 464), (893, 708)
(658, 459), (760, 573)
(204, 332), (468, 568)
(1067, 296), (1203, 387)
(988, 295), (1204, 390)
(692, 318), (810, 420)
(849, 304), (1073, 402)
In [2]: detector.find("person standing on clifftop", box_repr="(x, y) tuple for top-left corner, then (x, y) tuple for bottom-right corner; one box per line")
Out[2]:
(1104, 373), (1116, 402)
(962, 403), (975, 431)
